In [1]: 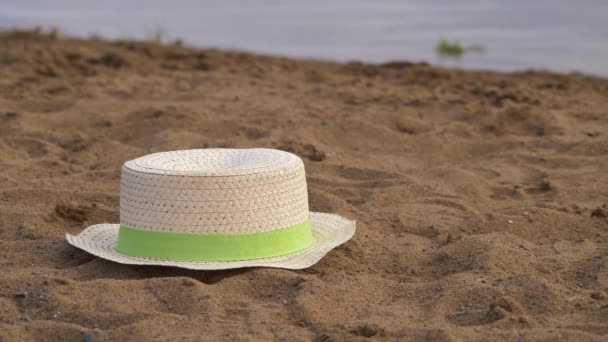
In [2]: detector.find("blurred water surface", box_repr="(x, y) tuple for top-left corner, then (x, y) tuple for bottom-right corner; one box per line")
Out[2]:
(1, 0), (607, 75)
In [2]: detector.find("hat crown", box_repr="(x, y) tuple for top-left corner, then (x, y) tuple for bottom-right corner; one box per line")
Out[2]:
(119, 149), (309, 235)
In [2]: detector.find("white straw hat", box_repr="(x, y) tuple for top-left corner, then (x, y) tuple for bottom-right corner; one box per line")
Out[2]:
(66, 148), (355, 270)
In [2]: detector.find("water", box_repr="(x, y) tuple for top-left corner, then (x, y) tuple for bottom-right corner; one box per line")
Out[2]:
(2, 0), (607, 76)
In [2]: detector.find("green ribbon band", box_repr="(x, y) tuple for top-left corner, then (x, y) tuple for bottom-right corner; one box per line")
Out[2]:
(115, 219), (313, 261)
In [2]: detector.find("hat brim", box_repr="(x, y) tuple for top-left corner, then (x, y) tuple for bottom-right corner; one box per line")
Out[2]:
(65, 212), (355, 270)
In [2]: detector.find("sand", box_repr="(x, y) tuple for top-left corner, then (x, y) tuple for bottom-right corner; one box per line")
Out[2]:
(1, 30), (608, 341)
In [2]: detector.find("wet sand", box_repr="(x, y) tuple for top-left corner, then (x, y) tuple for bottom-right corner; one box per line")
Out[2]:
(1, 31), (608, 341)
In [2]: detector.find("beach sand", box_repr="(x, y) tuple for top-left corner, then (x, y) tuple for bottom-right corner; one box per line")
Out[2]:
(1, 31), (608, 341)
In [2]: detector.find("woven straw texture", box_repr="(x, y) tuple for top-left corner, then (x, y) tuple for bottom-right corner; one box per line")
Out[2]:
(120, 148), (309, 234)
(66, 148), (356, 269)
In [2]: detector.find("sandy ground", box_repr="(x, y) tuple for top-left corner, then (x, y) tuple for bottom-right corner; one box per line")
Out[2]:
(1, 30), (608, 341)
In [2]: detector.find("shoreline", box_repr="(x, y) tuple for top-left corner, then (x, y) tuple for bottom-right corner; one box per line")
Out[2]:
(2, 28), (607, 79)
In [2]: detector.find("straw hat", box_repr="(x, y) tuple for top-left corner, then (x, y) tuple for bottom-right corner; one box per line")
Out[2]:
(66, 148), (355, 270)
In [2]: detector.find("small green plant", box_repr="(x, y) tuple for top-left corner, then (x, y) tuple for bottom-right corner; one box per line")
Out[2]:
(436, 39), (464, 57)
(436, 39), (486, 58)
(147, 25), (166, 45)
